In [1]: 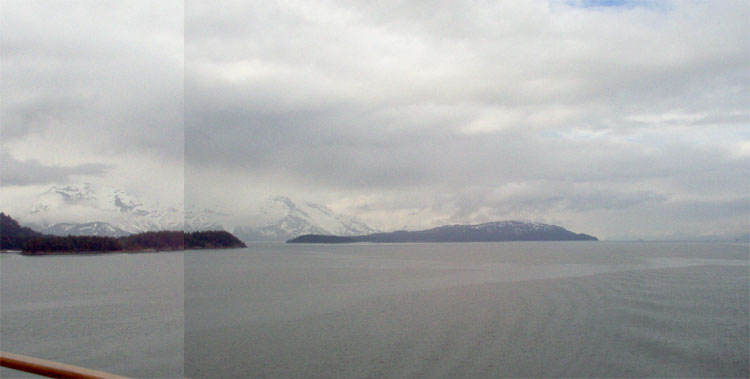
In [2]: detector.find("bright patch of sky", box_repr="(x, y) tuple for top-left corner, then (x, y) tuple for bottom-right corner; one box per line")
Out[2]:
(566, 0), (665, 10)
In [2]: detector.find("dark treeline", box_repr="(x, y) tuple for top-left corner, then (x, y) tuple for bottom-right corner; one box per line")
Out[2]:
(121, 231), (186, 251)
(1, 212), (43, 249)
(1, 212), (246, 254)
(24, 235), (123, 253)
(185, 230), (247, 249)
(22, 230), (246, 254)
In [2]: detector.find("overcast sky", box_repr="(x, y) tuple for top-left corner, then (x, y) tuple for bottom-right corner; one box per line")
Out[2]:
(2, 0), (748, 239)
(1, 0), (184, 211)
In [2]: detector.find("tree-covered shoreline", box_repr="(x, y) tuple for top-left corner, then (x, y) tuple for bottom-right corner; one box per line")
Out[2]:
(1, 213), (246, 254)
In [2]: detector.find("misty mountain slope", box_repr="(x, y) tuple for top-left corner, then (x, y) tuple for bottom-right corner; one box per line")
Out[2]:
(184, 206), (230, 232)
(19, 186), (377, 241)
(26, 183), (183, 235)
(39, 222), (130, 237)
(233, 196), (378, 242)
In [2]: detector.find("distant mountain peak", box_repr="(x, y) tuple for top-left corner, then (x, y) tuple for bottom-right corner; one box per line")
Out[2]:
(233, 196), (378, 242)
(25, 183), (183, 235)
(304, 202), (335, 217)
(184, 205), (231, 232)
(268, 196), (297, 211)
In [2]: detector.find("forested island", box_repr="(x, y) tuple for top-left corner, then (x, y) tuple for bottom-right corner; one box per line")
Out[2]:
(1, 213), (246, 254)
(288, 220), (598, 243)
(286, 234), (357, 243)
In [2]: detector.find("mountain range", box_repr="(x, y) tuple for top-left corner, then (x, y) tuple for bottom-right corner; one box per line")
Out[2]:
(16, 185), (377, 242)
(287, 220), (598, 243)
(1, 212), (246, 253)
(27, 183), (183, 235)
(39, 222), (131, 237)
(9, 185), (745, 242)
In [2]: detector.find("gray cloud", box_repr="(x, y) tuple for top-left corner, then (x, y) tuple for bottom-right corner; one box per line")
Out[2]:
(184, 0), (748, 239)
(0, 1), (184, 209)
(1, 0), (184, 158)
(0, 152), (109, 186)
(1, 1), (746, 240)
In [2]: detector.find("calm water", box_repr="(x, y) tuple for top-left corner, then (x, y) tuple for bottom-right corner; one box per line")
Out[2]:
(0, 252), (184, 378)
(186, 242), (749, 378)
(1, 242), (748, 378)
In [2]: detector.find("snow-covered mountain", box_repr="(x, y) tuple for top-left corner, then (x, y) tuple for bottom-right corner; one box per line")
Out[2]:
(39, 222), (130, 237)
(25, 183), (183, 235)
(232, 196), (378, 242)
(20, 187), (377, 241)
(184, 205), (230, 232)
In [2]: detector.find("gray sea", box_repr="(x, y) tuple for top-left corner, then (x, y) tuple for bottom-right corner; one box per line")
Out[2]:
(2, 242), (748, 378)
(0, 251), (184, 378)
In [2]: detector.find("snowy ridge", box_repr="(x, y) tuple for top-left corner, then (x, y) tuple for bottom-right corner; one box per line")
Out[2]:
(22, 187), (376, 241)
(26, 183), (183, 235)
(184, 205), (230, 232)
(233, 196), (378, 242)
(40, 222), (130, 237)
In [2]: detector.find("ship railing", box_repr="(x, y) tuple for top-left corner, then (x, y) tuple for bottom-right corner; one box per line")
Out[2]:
(0, 351), (130, 379)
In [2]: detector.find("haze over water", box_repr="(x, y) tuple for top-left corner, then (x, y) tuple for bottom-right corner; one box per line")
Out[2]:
(186, 242), (748, 378)
(1, 242), (747, 378)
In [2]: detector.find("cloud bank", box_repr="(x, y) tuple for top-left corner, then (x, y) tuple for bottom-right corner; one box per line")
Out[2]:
(185, 0), (748, 239)
(2, 1), (746, 240)
(1, 0), (184, 205)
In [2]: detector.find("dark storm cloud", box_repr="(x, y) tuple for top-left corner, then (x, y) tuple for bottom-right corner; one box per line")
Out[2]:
(0, 152), (109, 186)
